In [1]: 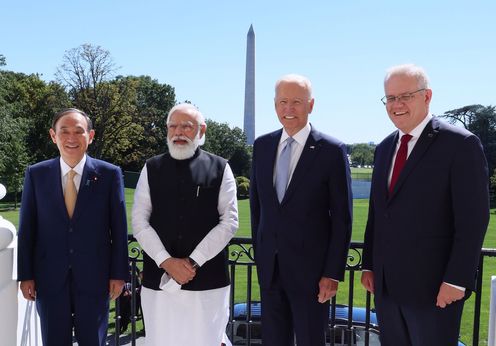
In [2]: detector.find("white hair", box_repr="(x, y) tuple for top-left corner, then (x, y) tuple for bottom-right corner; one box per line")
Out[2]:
(384, 64), (430, 89)
(274, 74), (313, 98)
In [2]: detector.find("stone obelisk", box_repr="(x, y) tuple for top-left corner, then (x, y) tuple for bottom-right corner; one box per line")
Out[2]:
(243, 25), (255, 145)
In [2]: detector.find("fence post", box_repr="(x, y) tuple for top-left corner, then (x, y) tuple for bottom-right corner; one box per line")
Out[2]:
(488, 276), (496, 346)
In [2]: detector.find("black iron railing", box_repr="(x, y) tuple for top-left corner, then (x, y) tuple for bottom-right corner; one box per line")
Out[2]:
(111, 236), (496, 346)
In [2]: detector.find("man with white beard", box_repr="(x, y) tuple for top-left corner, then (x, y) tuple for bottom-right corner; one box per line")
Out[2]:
(132, 103), (238, 345)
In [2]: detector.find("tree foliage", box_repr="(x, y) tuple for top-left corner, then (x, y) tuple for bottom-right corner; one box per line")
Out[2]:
(55, 44), (177, 169)
(441, 105), (496, 173)
(0, 111), (30, 207)
(235, 176), (250, 198)
(349, 143), (375, 166)
(56, 44), (130, 159)
(202, 120), (252, 177)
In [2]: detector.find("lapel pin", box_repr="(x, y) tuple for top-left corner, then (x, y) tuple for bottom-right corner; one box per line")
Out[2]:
(428, 133), (434, 138)
(309, 146), (315, 149)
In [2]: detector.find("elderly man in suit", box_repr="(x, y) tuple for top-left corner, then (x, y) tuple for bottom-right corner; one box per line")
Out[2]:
(250, 74), (353, 346)
(361, 64), (489, 345)
(18, 108), (129, 346)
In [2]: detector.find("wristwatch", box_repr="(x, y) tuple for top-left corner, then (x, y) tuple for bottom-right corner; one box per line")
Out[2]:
(188, 257), (200, 269)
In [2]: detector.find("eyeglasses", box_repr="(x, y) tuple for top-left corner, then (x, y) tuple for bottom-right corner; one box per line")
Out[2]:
(381, 89), (425, 105)
(167, 121), (199, 133)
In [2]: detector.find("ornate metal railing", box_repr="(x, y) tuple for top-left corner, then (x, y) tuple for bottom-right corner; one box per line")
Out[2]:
(111, 236), (496, 346)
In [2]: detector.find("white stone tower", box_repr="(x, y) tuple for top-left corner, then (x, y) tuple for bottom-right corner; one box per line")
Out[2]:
(243, 24), (255, 145)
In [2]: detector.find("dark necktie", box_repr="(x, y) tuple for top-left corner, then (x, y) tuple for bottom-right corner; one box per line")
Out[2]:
(275, 137), (295, 202)
(389, 134), (412, 194)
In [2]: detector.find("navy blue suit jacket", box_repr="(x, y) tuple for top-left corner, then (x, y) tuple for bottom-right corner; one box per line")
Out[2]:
(362, 117), (489, 305)
(17, 156), (129, 297)
(250, 126), (353, 294)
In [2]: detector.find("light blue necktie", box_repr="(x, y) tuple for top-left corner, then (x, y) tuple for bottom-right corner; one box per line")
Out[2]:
(275, 137), (295, 202)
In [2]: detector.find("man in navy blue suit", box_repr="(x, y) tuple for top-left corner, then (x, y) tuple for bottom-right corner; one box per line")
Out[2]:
(18, 108), (129, 346)
(250, 74), (353, 346)
(361, 64), (489, 345)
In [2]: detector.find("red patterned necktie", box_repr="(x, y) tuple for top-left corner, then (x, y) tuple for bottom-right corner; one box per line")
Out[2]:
(389, 134), (412, 194)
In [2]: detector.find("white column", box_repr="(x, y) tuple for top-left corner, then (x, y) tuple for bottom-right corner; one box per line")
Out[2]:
(0, 215), (17, 346)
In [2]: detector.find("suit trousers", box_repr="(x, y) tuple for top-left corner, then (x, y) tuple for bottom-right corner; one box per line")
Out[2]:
(260, 256), (329, 346)
(36, 270), (110, 346)
(374, 289), (464, 346)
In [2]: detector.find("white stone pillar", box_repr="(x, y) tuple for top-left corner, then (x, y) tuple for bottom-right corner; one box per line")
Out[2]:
(0, 213), (18, 346)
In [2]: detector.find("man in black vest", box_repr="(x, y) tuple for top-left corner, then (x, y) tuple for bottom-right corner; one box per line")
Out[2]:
(132, 103), (238, 345)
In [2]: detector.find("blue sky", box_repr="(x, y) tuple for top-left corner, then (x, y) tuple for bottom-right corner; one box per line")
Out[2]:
(1, 0), (494, 144)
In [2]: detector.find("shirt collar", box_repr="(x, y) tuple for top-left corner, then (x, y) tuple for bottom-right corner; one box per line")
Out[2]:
(60, 155), (86, 177)
(398, 114), (433, 140)
(280, 123), (311, 146)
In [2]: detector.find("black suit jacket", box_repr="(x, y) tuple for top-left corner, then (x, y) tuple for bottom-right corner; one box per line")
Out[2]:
(362, 117), (489, 305)
(250, 126), (353, 294)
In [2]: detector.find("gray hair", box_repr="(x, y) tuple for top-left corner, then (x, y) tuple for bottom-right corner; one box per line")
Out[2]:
(384, 64), (430, 89)
(167, 103), (206, 126)
(275, 74), (313, 98)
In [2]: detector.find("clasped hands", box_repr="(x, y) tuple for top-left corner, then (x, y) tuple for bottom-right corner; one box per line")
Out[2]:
(160, 257), (198, 285)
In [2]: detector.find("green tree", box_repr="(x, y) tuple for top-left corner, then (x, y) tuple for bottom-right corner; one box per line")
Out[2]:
(0, 70), (69, 163)
(56, 44), (133, 160)
(202, 120), (252, 177)
(441, 105), (496, 173)
(235, 176), (250, 198)
(0, 112), (30, 208)
(0, 54), (5, 67)
(349, 143), (375, 166)
(113, 75), (176, 171)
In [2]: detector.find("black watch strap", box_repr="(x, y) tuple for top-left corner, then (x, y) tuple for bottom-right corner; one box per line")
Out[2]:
(188, 257), (200, 269)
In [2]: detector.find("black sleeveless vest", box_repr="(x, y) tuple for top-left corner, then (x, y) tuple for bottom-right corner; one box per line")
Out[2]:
(142, 149), (230, 291)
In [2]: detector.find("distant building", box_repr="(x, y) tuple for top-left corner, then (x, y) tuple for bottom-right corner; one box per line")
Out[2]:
(243, 25), (255, 145)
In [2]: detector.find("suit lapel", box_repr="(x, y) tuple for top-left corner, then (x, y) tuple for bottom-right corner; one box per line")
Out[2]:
(72, 156), (99, 221)
(378, 132), (400, 199)
(281, 129), (321, 204)
(50, 158), (69, 220)
(389, 118), (439, 199)
(267, 131), (282, 204)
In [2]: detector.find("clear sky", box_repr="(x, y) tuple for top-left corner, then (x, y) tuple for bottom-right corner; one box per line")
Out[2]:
(1, 0), (494, 144)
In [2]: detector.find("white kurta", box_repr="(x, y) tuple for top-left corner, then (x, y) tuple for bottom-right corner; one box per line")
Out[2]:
(132, 159), (238, 346)
(141, 286), (231, 346)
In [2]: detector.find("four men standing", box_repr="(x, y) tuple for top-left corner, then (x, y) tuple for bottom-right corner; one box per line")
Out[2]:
(16, 66), (490, 345)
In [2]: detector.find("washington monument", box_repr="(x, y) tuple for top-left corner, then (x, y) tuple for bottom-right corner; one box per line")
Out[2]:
(243, 24), (255, 145)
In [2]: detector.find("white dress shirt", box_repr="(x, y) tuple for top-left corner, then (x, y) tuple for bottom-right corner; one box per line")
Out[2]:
(132, 161), (238, 268)
(59, 155), (87, 193)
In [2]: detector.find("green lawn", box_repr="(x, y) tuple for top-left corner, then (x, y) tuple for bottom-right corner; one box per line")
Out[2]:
(351, 167), (373, 174)
(2, 191), (495, 344)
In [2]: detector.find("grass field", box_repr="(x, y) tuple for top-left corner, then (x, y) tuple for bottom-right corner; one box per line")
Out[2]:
(2, 190), (495, 344)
